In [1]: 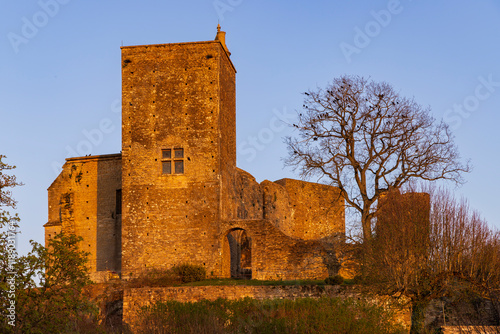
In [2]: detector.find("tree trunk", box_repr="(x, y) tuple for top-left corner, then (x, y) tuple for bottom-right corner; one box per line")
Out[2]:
(360, 210), (373, 280)
(361, 210), (372, 243)
(410, 300), (428, 334)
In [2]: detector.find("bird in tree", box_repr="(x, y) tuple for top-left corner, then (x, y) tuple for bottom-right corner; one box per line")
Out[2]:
(285, 75), (470, 243)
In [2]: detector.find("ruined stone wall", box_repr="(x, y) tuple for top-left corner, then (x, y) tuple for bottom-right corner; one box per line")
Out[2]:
(228, 172), (344, 240)
(120, 41), (236, 279)
(45, 154), (122, 274)
(270, 178), (344, 240)
(220, 220), (339, 280)
(232, 168), (264, 220)
(217, 172), (344, 280)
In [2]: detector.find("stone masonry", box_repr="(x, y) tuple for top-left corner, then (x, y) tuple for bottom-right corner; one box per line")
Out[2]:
(45, 26), (345, 282)
(122, 286), (411, 331)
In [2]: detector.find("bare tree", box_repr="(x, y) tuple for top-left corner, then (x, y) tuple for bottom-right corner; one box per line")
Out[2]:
(367, 186), (500, 333)
(285, 75), (470, 242)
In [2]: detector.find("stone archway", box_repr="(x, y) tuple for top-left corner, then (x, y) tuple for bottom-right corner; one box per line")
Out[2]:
(226, 228), (252, 279)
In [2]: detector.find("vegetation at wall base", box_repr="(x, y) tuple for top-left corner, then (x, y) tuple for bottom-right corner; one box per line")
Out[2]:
(325, 275), (344, 285)
(135, 297), (406, 334)
(171, 263), (206, 283)
(127, 263), (207, 288)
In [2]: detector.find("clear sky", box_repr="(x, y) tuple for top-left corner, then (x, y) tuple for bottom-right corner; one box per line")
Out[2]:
(1, 0), (499, 255)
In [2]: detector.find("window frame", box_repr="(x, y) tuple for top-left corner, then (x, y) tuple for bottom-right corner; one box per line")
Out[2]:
(161, 147), (185, 175)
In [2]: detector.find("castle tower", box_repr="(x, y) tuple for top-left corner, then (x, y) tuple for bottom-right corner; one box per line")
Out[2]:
(120, 27), (236, 277)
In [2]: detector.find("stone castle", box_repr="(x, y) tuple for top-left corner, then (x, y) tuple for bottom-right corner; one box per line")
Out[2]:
(45, 27), (345, 282)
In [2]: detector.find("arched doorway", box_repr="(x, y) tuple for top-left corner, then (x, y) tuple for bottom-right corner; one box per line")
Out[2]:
(226, 229), (252, 279)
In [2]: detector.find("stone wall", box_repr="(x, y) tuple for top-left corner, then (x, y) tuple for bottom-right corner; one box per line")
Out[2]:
(220, 219), (339, 280)
(47, 153), (344, 282)
(118, 37), (345, 280)
(122, 285), (410, 331)
(425, 296), (500, 330)
(232, 168), (264, 220)
(269, 178), (344, 240)
(120, 40), (236, 279)
(230, 170), (345, 242)
(441, 326), (500, 333)
(46, 32), (346, 283)
(45, 154), (122, 275)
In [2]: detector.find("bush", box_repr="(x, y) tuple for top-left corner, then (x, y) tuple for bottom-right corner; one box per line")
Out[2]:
(171, 263), (206, 283)
(127, 264), (207, 287)
(127, 268), (179, 288)
(325, 275), (344, 285)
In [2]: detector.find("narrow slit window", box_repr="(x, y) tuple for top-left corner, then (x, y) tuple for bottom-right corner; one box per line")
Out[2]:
(116, 189), (122, 215)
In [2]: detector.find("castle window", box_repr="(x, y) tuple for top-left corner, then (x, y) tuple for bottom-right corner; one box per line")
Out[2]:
(162, 148), (184, 174)
(174, 148), (183, 158)
(116, 189), (122, 215)
(175, 160), (184, 174)
(162, 161), (171, 174)
(174, 148), (184, 173)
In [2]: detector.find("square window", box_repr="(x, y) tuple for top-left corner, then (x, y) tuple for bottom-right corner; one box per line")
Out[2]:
(162, 147), (185, 174)
(162, 149), (171, 159)
(174, 160), (184, 174)
(162, 161), (171, 174)
(174, 148), (184, 158)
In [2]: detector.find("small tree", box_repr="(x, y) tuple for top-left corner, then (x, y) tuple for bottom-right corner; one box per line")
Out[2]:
(285, 75), (470, 242)
(366, 187), (500, 333)
(2, 233), (99, 333)
(0, 156), (22, 331)
(0, 156), (100, 333)
(0, 155), (23, 229)
(0, 155), (22, 272)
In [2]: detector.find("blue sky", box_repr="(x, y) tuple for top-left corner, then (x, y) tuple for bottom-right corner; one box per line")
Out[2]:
(1, 0), (499, 255)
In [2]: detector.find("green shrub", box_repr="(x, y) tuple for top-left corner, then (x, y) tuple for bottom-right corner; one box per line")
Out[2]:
(127, 264), (207, 287)
(325, 275), (344, 285)
(128, 268), (179, 288)
(171, 263), (206, 283)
